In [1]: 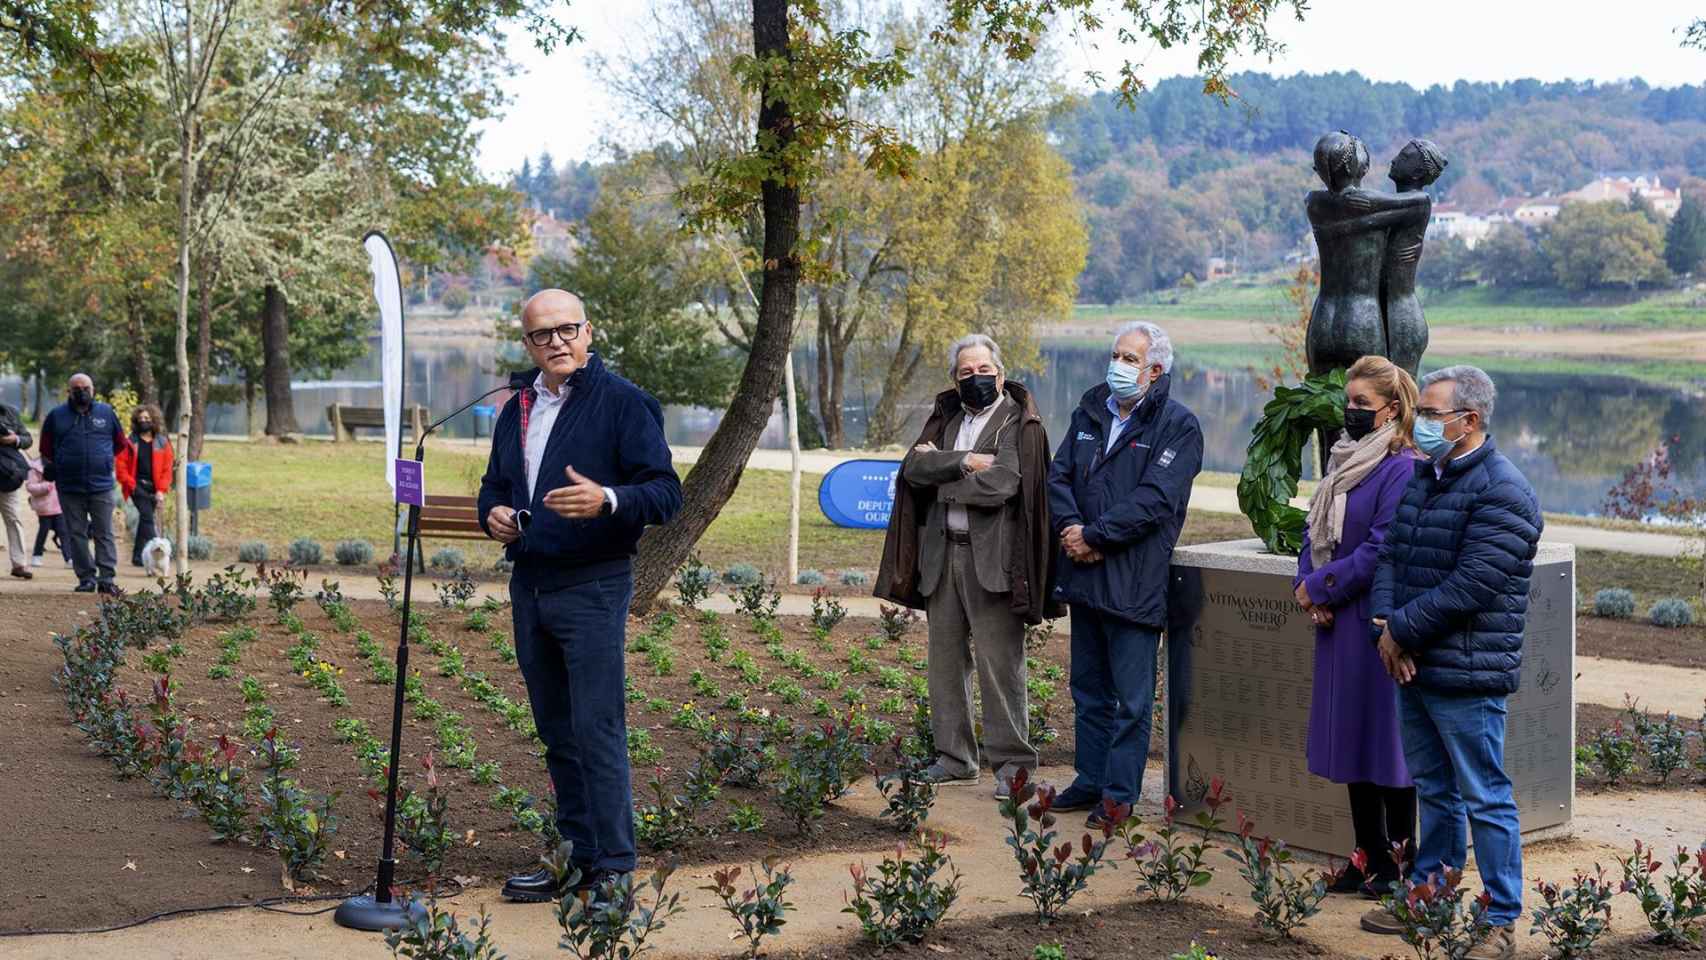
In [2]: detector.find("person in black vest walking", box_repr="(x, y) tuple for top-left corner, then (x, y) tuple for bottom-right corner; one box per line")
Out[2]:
(478, 289), (682, 901)
(38, 374), (131, 595)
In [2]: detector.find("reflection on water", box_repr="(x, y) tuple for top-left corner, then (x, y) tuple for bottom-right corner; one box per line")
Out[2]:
(189, 336), (1704, 517)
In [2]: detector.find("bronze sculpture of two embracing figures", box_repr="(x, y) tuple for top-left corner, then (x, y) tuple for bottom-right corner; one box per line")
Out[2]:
(1305, 130), (1449, 380)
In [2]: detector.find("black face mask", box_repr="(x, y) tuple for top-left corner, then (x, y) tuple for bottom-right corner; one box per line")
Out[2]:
(957, 373), (998, 411)
(69, 388), (93, 410)
(1343, 406), (1379, 442)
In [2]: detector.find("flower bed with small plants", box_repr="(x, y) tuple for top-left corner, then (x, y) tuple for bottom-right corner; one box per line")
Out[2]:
(22, 571), (1082, 932)
(1575, 698), (1706, 791)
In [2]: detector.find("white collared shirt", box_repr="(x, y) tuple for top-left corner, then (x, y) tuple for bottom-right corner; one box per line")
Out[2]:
(523, 371), (618, 513)
(525, 372), (569, 500)
(947, 396), (1006, 533)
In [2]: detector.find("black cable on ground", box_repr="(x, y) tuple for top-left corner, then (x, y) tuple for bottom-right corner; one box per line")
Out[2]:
(0, 877), (462, 938)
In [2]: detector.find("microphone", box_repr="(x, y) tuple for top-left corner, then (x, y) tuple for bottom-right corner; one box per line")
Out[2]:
(412, 373), (527, 456)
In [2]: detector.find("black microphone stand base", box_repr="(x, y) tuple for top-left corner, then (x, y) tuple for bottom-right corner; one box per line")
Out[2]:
(334, 891), (428, 932)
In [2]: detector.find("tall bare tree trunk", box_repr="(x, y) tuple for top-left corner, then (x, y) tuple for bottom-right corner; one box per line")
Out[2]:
(866, 304), (923, 447)
(189, 259), (215, 459)
(630, 0), (801, 612)
(125, 294), (159, 404)
(261, 283), (300, 436)
(170, 8), (195, 577)
(813, 292), (844, 448)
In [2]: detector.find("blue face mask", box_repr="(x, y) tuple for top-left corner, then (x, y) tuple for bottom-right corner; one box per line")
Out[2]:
(1106, 360), (1146, 401)
(1414, 412), (1467, 460)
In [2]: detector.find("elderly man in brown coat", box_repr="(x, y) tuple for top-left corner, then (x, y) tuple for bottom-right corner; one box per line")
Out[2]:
(876, 333), (1058, 799)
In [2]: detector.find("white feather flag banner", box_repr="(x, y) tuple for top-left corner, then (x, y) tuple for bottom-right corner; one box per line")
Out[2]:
(363, 231), (406, 490)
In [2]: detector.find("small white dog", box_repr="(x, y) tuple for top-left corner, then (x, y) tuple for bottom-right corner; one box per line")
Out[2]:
(141, 537), (173, 578)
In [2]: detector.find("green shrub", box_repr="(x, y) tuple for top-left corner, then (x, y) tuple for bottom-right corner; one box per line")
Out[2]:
(429, 547), (466, 571)
(840, 569), (869, 586)
(335, 540), (375, 566)
(288, 538), (323, 566)
(723, 562), (762, 586)
(676, 556), (716, 609)
(186, 536), (215, 561)
(238, 541), (269, 564)
(796, 569), (825, 585)
(1592, 588), (1636, 619)
(843, 834), (961, 948)
(1650, 598), (1696, 628)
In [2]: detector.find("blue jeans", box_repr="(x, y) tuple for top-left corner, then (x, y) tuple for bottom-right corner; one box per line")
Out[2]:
(1068, 607), (1159, 805)
(1398, 685), (1523, 926)
(512, 573), (636, 873)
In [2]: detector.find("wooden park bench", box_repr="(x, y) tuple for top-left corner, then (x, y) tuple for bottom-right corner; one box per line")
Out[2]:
(411, 494), (486, 571)
(326, 402), (428, 443)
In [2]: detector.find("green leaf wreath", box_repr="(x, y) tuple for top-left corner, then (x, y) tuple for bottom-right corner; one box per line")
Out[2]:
(1237, 370), (1348, 556)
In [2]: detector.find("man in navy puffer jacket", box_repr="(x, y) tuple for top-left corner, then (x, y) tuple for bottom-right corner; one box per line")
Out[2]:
(1359, 365), (1541, 960)
(1047, 321), (1202, 821)
(477, 290), (681, 902)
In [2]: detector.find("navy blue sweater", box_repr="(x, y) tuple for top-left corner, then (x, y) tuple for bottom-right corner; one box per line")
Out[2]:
(1370, 437), (1543, 694)
(477, 355), (682, 591)
(40, 401), (130, 495)
(1046, 374), (1204, 627)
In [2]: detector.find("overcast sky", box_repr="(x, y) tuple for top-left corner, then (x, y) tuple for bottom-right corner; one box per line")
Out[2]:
(475, 0), (1706, 179)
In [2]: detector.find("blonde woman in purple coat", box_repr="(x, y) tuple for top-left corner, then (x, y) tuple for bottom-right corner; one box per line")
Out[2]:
(1295, 355), (1422, 896)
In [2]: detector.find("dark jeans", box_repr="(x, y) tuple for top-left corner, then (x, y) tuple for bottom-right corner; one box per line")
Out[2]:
(1399, 686), (1523, 926)
(1068, 606), (1160, 806)
(33, 514), (73, 562)
(511, 572), (635, 873)
(131, 491), (158, 565)
(59, 488), (117, 587)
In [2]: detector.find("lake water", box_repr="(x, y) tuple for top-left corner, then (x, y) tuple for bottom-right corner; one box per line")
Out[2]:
(154, 336), (1706, 517)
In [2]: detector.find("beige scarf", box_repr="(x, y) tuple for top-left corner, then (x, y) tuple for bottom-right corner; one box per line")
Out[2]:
(1306, 422), (1396, 569)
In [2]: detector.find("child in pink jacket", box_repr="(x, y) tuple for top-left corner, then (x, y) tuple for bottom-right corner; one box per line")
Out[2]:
(25, 456), (73, 566)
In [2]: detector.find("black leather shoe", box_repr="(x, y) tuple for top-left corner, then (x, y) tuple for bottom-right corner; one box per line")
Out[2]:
(502, 866), (569, 903)
(97, 582), (124, 597)
(1052, 783), (1102, 812)
(502, 864), (614, 903)
(74, 581), (97, 593)
(1328, 865), (1366, 894)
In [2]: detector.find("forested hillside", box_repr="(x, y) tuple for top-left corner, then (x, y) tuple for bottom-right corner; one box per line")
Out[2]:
(1052, 72), (1706, 302)
(513, 72), (1706, 305)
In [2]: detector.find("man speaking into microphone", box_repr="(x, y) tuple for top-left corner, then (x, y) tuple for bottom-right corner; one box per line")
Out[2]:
(478, 288), (682, 901)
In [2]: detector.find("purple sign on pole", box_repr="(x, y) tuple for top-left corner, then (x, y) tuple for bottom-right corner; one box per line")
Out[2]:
(394, 459), (424, 506)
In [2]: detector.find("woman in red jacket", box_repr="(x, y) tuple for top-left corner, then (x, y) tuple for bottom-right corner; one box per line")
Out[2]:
(115, 405), (174, 568)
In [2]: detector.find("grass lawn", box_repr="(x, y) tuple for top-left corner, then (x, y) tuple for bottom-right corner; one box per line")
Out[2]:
(180, 440), (1260, 578)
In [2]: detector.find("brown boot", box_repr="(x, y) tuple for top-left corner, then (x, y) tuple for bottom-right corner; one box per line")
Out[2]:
(1360, 905), (1404, 935)
(10, 565), (31, 580)
(1465, 925), (1515, 960)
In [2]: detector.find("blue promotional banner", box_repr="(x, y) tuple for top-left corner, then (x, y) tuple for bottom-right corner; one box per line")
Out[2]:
(818, 459), (902, 529)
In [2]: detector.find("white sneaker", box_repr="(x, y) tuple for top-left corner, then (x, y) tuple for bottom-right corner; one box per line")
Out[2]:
(29, 555), (43, 567)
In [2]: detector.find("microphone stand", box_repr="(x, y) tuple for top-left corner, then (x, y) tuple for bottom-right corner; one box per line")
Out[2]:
(335, 379), (518, 932)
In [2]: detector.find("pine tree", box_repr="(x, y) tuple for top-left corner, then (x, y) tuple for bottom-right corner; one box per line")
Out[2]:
(534, 150), (557, 214)
(1664, 194), (1706, 276)
(516, 156), (535, 203)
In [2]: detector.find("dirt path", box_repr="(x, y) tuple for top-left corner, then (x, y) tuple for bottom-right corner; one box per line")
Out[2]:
(1, 762), (1696, 960)
(1576, 655), (1706, 717)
